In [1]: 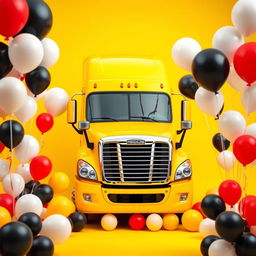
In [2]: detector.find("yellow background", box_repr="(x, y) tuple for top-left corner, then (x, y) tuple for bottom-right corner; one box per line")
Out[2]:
(2, 0), (256, 202)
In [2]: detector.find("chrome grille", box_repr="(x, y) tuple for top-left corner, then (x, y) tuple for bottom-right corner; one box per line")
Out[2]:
(101, 136), (171, 183)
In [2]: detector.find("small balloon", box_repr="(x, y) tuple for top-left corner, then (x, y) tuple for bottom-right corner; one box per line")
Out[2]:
(235, 233), (256, 256)
(200, 235), (220, 256)
(18, 212), (42, 236)
(192, 202), (206, 218)
(101, 214), (118, 231)
(33, 184), (54, 205)
(2, 173), (25, 197)
(209, 239), (236, 256)
(16, 164), (32, 183)
(129, 214), (146, 230)
(15, 96), (37, 123)
(0, 42), (13, 79)
(41, 38), (60, 68)
(36, 113), (54, 134)
(212, 133), (230, 152)
(30, 156), (52, 181)
(242, 84), (256, 114)
(199, 218), (218, 238)
(219, 180), (242, 206)
(178, 75), (199, 99)
(0, 193), (15, 216)
(227, 65), (247, 91)
(217, 151), (236, 171)
(0, 206), (11, 227)
(48, 172), (70, 194)
(239, 195), (256, 218)
(0, 158), (9, 180)
(69, 212), (87, 232)
(244, 198), (256, 226)
(162, 213), (179, 231)
(27, 236), (54, 256)
(25, 180), (40, 192)
(181, 209), (203, 232)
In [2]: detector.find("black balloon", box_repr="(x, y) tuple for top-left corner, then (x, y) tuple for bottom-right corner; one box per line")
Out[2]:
(25, 66), (51, 96)
(192, 48), (230, 92)
(236, 233), (256, 256)
(201, 195), (226, 220)
(0, 120), (24, 149)
(0, 42), (12, 79)
(27, 236), (54, 256)
(33, 184), (53, 205)
(216, 211), (244, 242)
(18, 0), (53, 39)
(200, 235), (220, 256)
(69, 212), (87, 232)
(25, 180), (41, 192)
(178, 75), (199, 100)
(0, 222), (33, 256)
(18, 213), (42, 236)
(16, 187), (31, 200)
(212, 133), (230, 152)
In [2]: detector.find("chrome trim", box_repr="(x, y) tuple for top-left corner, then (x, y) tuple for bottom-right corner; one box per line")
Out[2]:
(117, 143), (124, 182)
(148, 143), (155, 182)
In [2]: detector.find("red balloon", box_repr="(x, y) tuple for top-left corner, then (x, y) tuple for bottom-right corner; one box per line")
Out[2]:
(30, 156), (52, 181)
(239, 195), (256, 218)
(218, 180), (242, 206)
(0, 141), (4, 153)
(234, 42), (256, 84)
(36, 113), (54, 134)
(244, 198), (256, 226)
(129, 214), (145, 230)
(192, 202), (206, 218)
(233, 135), (256, 166)
(0, 0), (29, 37)
(0, 193), (15, 216)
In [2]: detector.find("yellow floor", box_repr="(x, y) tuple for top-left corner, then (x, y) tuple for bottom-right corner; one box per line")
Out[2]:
(55, 224), (202, 256)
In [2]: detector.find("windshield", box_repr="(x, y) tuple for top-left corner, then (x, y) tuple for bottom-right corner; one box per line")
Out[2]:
(86, 92), (172, 123)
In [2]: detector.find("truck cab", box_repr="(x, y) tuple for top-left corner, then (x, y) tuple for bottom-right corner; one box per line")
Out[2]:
(67, 57), (193, 214)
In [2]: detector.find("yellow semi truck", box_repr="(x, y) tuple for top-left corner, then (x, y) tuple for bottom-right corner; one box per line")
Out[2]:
(67, 57), (193, 214)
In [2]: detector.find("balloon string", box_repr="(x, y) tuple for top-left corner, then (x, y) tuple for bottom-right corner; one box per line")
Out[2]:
(9, 116), (14, 215)
(40, 133), (45, 153)
(219, 132), (228, 179)
(243, 165), (248, 197)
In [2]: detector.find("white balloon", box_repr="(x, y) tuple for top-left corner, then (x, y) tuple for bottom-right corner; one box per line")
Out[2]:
(242, 84), (256, 114)
(199, 218), (218, 238)
(195, 87), (224, 117)
(172, 37), (201, 71)
(40, 214), (72, 244)
(218, 111), (246, 142)
(0, 77), (27, 114)
(217, 151), (236, 171)
(44, 87), (69, 117)
(41, 38), (60, 68)
(15, 96), (37, 123)
(16, 164), (32, 183)
(232, 0), (256, 36)
(209, 239), (236, 256)
(8, 33), (44, 74)
(245, 123), (256, 137)
(227, 65), (247, 91)
(15, 194), (43, 219)
(2, 173), (25, 197)
(0, 158), (9, 180)
(14, 135), (39, 164)
(212, 26), (244, 63)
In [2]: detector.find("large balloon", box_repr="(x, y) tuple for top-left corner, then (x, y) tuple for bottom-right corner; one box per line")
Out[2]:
(15, 96), (38, 123)
(239, 195), (256, 218)
(235, 233), (256, 256)
(69, 212), (87, 232)
(30, 156), (52, 181)
(33, 184), (54, 205)
(245, 123), (256, 138)
(212, 133), (230, 152)
(0, 77), (26, 114)
(40, 214), (72, 244)
(209, 239), (237, 256)
(215, 212), (244, 242)
(217, 151), (236, 171)
(201, 195), (226, 220)
(234, 42), (256, 84)
(219, 180), (242, 206)
(0, 194), (15, 216)
(27, 236), (54, 256)
(0, 206), (11, 227)
(0, 222), (33, 256)
(0, 0), (29, 37)
(18, 212), (42, 236)
(0, 158), (9, 180)
(195, 88), (224, 118)
(48, 172), (70, 194)
(199, 218), (218, 238)
(0, 42), (13, 79)
(233, 135), (256, 166)
(25, 66), (51, 96)
(44, 88), (69, 117)
(172, 37), (201, 71)
(244, 198), (256, 226)
(212, 26), (244, 63)
(36, 113), (54, 134)
(227, 65), (247, 91)
(41, 38), (60, 68)
(14, 135), (40, 164)
(181, 209), (203, 232)
(218, 111), (246, 143)
(178, 75), (199, 99)
(16, 164), (32, 183)
(15, 194), (43, 219)
(200, 235), (220, 256)
(2, 173), (25, 197)
(18, 0), (53, 39)
(192, 48), (230, 93)
(232, 0), (256, 36)
(8, 33), (44, 74)
(242, 84), (256, 114)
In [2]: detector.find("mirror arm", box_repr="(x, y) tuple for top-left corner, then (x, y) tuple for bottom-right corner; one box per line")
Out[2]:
(72, 124), (83, 135)
(83, 130), (94, 150)
(176, 129), (184, 135)
(176, 129), (187, 149)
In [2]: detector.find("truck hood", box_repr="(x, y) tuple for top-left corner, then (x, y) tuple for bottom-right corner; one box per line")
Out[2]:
(87, 122), (176, 141)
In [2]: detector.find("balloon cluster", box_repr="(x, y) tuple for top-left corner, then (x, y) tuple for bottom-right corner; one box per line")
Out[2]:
(198, 180), (256, 256)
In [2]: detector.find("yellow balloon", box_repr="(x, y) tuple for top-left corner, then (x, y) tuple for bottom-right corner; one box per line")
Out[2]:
(182, 209), (203, 232)
(49, 172), (70, 194)
(101, 214), (118, 231)
(46, 196), (75, 217)
(163, 213), (179, 231)
(206, 188), (219, 196)
(0, 206), (11, 227)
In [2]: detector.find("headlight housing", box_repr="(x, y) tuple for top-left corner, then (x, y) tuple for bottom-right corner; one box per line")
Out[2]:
(174, 160), (192, 181)
(77, 160), (98, 181)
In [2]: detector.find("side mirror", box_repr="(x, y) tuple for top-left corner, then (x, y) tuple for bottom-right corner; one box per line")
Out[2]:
(78, 121), (90, 130)
(67, 99), (77, 124)
(181, 100), (192, 130)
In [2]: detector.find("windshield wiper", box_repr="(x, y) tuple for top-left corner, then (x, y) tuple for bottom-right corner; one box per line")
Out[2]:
(91, 117), (119, 121)
(130, 116), (159, 122)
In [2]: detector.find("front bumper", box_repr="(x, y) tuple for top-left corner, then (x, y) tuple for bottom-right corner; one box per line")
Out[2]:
(74, 178), (193, 214)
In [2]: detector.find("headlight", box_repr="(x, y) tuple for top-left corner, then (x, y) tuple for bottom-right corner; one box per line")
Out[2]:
(174, 160), (192, 181)
(77, 160), (98, 181)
